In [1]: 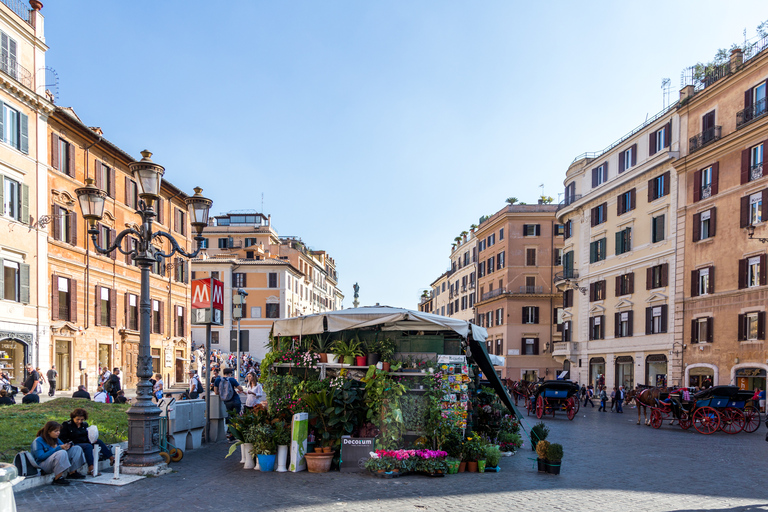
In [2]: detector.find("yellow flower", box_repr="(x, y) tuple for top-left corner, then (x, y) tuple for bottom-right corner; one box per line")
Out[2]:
(467, 437), (473, 441)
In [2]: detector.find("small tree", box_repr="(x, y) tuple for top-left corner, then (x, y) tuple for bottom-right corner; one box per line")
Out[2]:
(540, 195), (554, 204)
(505, 197), (518, 205)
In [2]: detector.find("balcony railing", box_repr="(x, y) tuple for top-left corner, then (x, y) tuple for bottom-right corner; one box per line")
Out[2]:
(481, 288), (505, 301)
(736, 98), (767, 129)
(0, 53), (33, 89)
(701, 185), (712, 199)
(1, 0), (31, 23)
(552, 342), (572, 355)
(751, 163), (764, 182)
(518, 286), (543, 294)
(557, 194), (583, 213)
(554, 269), (579, 282)
(680, 62), (730, 92)
(689, 126), (722, 153)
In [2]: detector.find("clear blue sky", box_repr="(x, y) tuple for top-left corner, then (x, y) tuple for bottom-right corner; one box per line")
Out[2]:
(43, 1), (767, 310)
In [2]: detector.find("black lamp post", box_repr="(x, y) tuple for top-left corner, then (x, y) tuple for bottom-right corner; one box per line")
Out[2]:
(75, 150), (211, 467)
(746, 224), (768, 244)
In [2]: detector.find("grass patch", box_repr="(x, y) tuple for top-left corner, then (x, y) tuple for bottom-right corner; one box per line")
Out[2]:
(0, 398), (129, 463)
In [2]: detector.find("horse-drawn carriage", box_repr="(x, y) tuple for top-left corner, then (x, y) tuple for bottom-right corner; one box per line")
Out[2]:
(648, 385), (761, 435)
(526, 380), (580, 420)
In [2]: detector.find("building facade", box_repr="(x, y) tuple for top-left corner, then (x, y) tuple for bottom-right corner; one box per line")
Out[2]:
(191, 211), (343, 361)
(474, 204), (563, 380)
(555, 106), (681, 389)
(0, 3), (52, 386)
(47, 107), (194, 392)
(445, 231), (477, 322)
(676, 45), (768, 391)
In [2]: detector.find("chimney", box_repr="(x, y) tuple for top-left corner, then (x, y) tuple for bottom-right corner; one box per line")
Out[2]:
(730, 48), (743, 73)
(680, 85), (695, 103)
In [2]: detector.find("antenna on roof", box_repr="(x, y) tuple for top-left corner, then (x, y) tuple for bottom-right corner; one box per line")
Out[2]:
(661, 78), (671, 109)
(261, 193), (264, 213)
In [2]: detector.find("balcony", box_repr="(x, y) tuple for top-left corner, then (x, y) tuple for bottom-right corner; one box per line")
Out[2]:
(750, 163), (764, 182)
(1, 0), (31, 24)
(554, 269), (579, 282)
(481, 288), (505, 301)
(552, 342), (572, 358)
(689, 126), (722, 154)
(736, 98), (767, 129)
(518, 286), (543, 294)
(557, 194), (582, 213)
(0, 52), (33, 89)
(701, 185), (712, 199)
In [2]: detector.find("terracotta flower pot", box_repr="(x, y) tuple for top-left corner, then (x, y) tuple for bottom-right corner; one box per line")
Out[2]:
(382, 362), (391, 372)
(322, 446), (332, 453)
(467, 461), (478, 473)
(458, 462), (466, 473)
(314, 447), (324, 453)
(355, 356), (367, 366)
(305, 452), (334, 473)
(318, 353), (328, 363)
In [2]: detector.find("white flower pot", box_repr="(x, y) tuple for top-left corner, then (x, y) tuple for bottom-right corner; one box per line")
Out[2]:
(240, 443), (247, 463)
(276, 445), (288, 472)
(242, 443), (255, 469)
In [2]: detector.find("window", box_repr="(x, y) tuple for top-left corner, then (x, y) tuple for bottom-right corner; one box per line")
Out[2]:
(522, 338), (539, 355)
(617, 189), (636, 215)
(51, 135), (74, 176)
(487, 256), (495, 274)
(691, 317), (713, 344)
(564, 182), (576, 205)
(694, 164), (718, 202)
(0, 100), (28, 154)
(98, 224), (116, 259)
(52, 275), (75, 321)
(616, 273), (634, 296)
(738, 311), (765, 341)
(589, 280), (606, 302)
(645, 305), (668, 334)
(615, 227), (632, 255)
(522, 306), (539, 324)
(619, 144), (637, 172)
(562, 320), (571, 342)
(651, 214), (665, 243)
(693, 208), (716, 241)
(526, 248), (536, 266)
(210, 331), (220, 344)
(244, 238), (258, 247)
(266, 303), (280, 318)
(554, 307), (563, 331)
(173, 258), (188, 283)
(174, 208), (186, 236)
(615, 311), (633, 338)
(463, 251), (469, 266)
(523, 224), (541, 236)
(232, 273), (246, 288)
(151, 348), (160, 374)
(647, 263), (668, 290)
(478, 239), (486, 252)
(497, 251), (505, 269)
(495, 308), (504, 326)
(740, 190), (768, 227)
(0, 31), (18, 79)
(592, 162), (607, 187)
(563, 289), (573, 308)
(127, 293), (138, 331)
(589, 315), (604, 340)
(649, 122), (671, 155)
(747, 143), (764, 182)
(3, 176), (27, 222)
(554, 248), (563, 266)
(94, 161), (114, 198)
(499, 228), (504, 241)
(564, 220), (572, 239)
(648, 171), (670, 201)
(487, 234), (496, 247)
(52, 205), (77, 246)
(199, 238), (209, 249)
(152, 299), (162, 334)
(554, 224), (564, 236)
(210, 271), (220, 279)
(124, 178), (138, 209)
(740, 255), (765, 289)
(589, 238), (607, 263)
(2, 260), (25, 303)
(590, 203), (607, 226)
(742, 82), (767, 125)
(563, 251), (574, 278)
(97, 286), (112, 327)
(495, 339), (502, 356)
(218, 237), (232, 249)
(175, 305), (186, 337)
(525, 276), (535, 289)
(268, 273), (278, 288)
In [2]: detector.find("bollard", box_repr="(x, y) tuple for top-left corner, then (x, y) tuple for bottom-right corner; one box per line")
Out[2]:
(113, 446), (121, 480)
(92, 445), (101, 477)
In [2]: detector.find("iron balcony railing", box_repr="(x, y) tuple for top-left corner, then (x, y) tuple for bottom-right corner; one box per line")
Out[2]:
(751, 163), (764, 182)
(701, 185), (712, 199)
(689, 126), (722, 153)
(1, 0), (31, 23)
(680, 62), (731, 93)
(557, 194), (582, 213)
(481, 288), (505, 301)
(736, 98), (768, 129)
(518, 286), (543, 294)
(0, 53), (33, 89)
(554, 269), (578, 282)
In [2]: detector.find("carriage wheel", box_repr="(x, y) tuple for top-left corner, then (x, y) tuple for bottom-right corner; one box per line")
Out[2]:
(743, 406), (761, 433)
(565, 397), (576, 420)
(720, 408), (745, 435)
(679, 412), (692, 430)
(650, 409), (663, 429)
(536, 396), (544, 419)
(693, 407), (720, 435)
(573, 396), (580, 414)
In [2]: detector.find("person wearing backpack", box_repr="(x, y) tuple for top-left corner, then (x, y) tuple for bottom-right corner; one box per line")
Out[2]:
(214, 368), (244, 441)
(105, 369), (121, 402)
(187, 370), (203, 399)
(30, 421), (86, 486)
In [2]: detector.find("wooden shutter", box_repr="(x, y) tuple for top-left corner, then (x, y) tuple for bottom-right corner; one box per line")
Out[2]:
(174, 208), (179, 232)
(710, 208), (717, 236)
(110, 229), (117, 259)
(646, 267), (652, 290)
(691, 319), (698, 343)
(125, 176), (131, 206)
(661, 263), (669, 287)
(740, 196), (750, 227)
(591, 207), (597, 227)
(649, 131), (657, 155)
(95, 161), (102, 190)
(619, 151), (625, 172)
(759, 312), (766, 340)
(52, 204), (61, 240)
(535, 225), (541, 236)
(691, 270), (699, 297)
(602, 161), (608, 179)
(592, 167), (598, 187)
(124, 237), (132, 265)
(628, 272), (634, 294)
(95, 285), (102, 326)
(69, 211), (77, 246)
(159, 301), (164, 335)
(660, 305), (668, 333)
(692, 213), (701, 242)
(662, 171), (670, 196)
(615, 231), (622, 255)
(67, 143), (75, 176)
(711, 162), (719, 195)
(665, 122), (671, 147)
(761, 254), (767, 286)
(629, 188), (636, 211)
(615, 276), (621, 296)
(627, 311), (634, 336)
(181, 307), (186, 337)
(708, 266), (715, 294)
(51, 274), (59, 320)
(533, 307), (539, 324)
(108, 167), (116, 199)
(156, 197), (164, 225)
(51, 133), (59, 169)
(742, 148), (751, 184)
(615, 312), (621, 337)
(69, 279), (77, 322)
(631, 144), (637, 166)
(588, 317), (594, 340)
(738, 258), (747, 289)
(617, 194), (624, 216)
(21, 184), (28, 224)
(647, 177), (655, 202)
(738, 313), (745, 341)
(599, 315), (605, 339)
(19, 263), (29, 304)
(110, 288), (117, 327)
(590, 242), (596, 263)
(745, 88), (753, 110)
(645, 307), (652, 334)
(125, 292), (130, 329)
(693, 170), (701, 202)
(707, 317), (713, 342)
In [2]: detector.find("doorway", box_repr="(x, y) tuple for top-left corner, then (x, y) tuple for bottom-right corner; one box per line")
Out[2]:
(98, 344), (111, 375)
(55, 339), (71, 390)
(175, 350), (184, 383)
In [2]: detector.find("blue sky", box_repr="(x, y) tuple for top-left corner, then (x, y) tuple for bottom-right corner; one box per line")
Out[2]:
(43, 1), (767, 310)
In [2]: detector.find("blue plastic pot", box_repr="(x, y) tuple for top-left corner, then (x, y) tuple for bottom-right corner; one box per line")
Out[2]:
(257, 454), (276, 472)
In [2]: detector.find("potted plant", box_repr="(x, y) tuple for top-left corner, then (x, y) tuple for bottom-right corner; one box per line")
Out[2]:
(250, 423), (277, 471)
(364, 336), (380, 366)
(274, 420), (291, 472)
(315, 334), (331, 363)
(484, 445), (502, 472)
(545, 443), (563, 475)
(332, 338), (363, 365)
(378, 337), (396, 372)
(530, 421), (549, 451)
(464, 433), (485, 472)
(535, 440), (550, 473)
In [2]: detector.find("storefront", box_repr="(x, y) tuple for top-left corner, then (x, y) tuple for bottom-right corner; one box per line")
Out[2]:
(522, 369), (538, 382)
(0, 337), (28, 385)
(615, 356), (634, 389)
(589, 357), (605, 389)
(688, 365), (715, 388)
(735, 367), (766, 394)
(646, 354), (667, 387)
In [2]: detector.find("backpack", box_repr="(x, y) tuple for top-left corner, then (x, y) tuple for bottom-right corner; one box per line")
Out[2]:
(104, 377), (114, 394)
(14, 450), (42, 477)
(219, 377), (234, 402)
(194, 377), (204, 394)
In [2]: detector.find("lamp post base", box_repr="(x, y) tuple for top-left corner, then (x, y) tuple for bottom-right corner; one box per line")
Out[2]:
(121, 463), (171, 477)
(123, 401), (164, 467)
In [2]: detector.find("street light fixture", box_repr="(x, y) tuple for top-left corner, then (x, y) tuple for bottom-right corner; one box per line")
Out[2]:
(75, 150), (211, 468)
(746, 224), (768, 243)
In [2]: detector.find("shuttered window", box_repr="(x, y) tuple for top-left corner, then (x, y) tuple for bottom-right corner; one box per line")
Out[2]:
(0, 99), (29, 154)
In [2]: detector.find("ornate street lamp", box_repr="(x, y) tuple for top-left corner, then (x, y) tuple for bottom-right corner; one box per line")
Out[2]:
(75, 150), (211, 468)
(746, 223), (768, 244)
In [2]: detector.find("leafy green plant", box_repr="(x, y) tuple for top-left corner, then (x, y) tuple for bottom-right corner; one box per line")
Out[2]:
(530, 421), (549, 449)
(401, 394), (428, 431)
(463, 433), (487, 462)
(484, 445), (502, 467)
(273, 420), (291, 446)
(332, 338), (363, 357)
(247, 424), (276, 455)
(546, 443), (563, 462)
(535, 439), (550, 460)
(362, 364), (406, 449)
(315, 333), (332, 353)
(378, 337), (396, 362)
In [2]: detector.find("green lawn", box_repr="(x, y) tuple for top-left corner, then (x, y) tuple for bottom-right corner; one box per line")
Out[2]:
(0, 398), (129, 463)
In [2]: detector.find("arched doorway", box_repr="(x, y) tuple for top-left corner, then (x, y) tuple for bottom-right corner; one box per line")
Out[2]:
(0, 338), (29, 386)
(562, 359), (571, 380)
(687, 364), (716, 388)
(589, 357), (605, 389)
(646, 354), (668, 386)
(615, 356), (634, 389)
(732, 364), (767, 395)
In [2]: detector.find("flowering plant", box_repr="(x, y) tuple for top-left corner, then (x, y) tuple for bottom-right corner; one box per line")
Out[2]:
(364, 449), (448, 473)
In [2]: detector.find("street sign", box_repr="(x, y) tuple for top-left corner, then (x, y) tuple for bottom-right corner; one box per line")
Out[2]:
(191, 278), (224, 325)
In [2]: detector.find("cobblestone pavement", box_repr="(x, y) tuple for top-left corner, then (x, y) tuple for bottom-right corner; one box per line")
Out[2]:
(14, 404), (768, 512)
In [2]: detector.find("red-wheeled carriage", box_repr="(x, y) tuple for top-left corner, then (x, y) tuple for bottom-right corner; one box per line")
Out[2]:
(526, 381), (580, 420)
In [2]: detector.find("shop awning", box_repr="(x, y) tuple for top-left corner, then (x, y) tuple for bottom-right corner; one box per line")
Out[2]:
(467, 333), (516, 416)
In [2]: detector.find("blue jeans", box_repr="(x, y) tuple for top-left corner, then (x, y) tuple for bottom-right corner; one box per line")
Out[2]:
(616, 399), (624, 413)
(77, 439), (114, 467)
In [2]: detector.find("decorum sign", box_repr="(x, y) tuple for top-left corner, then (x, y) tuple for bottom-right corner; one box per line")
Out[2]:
(191, 278), (224, 325)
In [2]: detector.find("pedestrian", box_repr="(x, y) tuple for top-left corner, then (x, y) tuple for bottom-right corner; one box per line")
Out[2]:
(610, 387), (617, 411)
(153, 373), (164, 401)
(23, 364), (39, 395)
(187, 370), (202, 399)
(580, 384), (586, 401)
(214, 367), (244, 441)
(0, 389), (13, 405)
(244, 372), (265, 411)
(114, 390), (128, 404)
(105, 368), (121, 402)
(584, 385), (595, 408)
(36, 367), (45, 395)
(616, 386), (625, 413)
(98, 367), (111, 389)
(72, 385), (91, 400)
(47, 365), (58, 397)
(598, 386), (608, 412)
(21, 386), (39, 404)
(93, 386), (110, 403)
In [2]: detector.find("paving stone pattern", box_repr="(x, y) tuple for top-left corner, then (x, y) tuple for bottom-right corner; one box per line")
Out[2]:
(14, 405), (768, 512)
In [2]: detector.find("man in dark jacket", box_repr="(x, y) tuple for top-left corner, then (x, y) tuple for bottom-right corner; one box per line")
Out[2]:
(22, 365), (39, 395)
(21, 386), (39, 403)
(105, 369), (121, 401)
(72, 385), (91, 400)
(46, 366), (58, 397)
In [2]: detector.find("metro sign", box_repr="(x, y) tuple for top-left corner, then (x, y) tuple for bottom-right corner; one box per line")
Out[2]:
(191, 278), (224, 325)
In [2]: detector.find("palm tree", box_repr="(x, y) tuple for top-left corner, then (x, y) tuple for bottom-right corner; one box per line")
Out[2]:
(506, 197), (518, 205)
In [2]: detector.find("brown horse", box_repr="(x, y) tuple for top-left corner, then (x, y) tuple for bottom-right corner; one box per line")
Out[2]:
(632, 386), (668, 425)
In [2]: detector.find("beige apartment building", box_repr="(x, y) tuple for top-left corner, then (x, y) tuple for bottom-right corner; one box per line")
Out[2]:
(556, 105), (680, 389)
(191, 211), (342, 361)
(675, 45), (768, 392)
(474, 204), (563, 380)
(429, 272), (449, 317)
(0, 3), (51, 386)
(445, 231), (477, 322)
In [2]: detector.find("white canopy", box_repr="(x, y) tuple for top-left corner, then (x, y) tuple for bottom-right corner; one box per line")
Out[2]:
(271, 306), (487, 341)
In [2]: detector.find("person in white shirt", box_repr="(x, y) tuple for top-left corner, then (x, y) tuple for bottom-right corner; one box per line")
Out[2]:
(188, 371), (201, 399)
(244, 372), (265, 410)
(153, 374), (164, 401)
(93, 386), (109, 403)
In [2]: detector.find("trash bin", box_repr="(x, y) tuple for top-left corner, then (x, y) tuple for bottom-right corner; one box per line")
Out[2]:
(0, 462), (20, 512)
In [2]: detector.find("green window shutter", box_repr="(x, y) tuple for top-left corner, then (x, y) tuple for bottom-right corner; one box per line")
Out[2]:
(0, 173), (4, 208)
(19, 112), (28, 154)
(590, 242), (596, 263)
(0, 257), (3, 299)
(615, 231), (622, 255)
(20, 263), (29, 304)
(0, 101), (4, 143)
(21, 183), (28, 224)
(600, 238), (606, 259)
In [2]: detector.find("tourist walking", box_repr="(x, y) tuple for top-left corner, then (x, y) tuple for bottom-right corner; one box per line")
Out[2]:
(598, 386), (608, 411)
(610, 387), (617, 411)
(584, 385), (595, 407)
(47, 366), (58, 397)
(616, 386), (625, 413)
